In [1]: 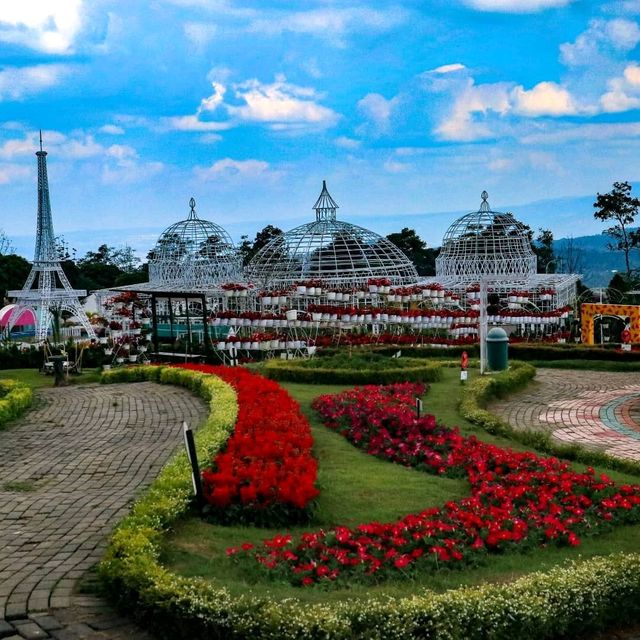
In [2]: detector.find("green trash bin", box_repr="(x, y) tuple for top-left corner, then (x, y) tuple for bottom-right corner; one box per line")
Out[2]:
(486, 327), (509, 371)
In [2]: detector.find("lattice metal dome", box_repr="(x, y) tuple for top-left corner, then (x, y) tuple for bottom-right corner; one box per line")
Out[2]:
(436, 191), (536, 279)
(148, 198), (240, 288)
(246, 181), (419, 289)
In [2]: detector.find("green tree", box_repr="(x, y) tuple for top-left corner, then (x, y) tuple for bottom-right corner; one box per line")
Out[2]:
(533, 228), (555, 273)
(593, 181), (639, 276)
(386, 228), (438, 276)
(0, 254), (31, 302)
(238, 225), (283, 266)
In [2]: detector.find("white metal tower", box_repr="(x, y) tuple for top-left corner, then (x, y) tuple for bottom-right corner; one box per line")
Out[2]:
(5, 134), (96, 341)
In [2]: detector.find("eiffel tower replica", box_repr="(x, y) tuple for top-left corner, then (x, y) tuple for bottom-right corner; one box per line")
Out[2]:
(5, 134), (96, 342)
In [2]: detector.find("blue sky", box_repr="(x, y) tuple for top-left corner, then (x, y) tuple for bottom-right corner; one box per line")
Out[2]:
(1, 0), (640, 259)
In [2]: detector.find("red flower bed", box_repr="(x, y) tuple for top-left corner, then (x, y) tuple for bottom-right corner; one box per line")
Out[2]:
(229, 384), (640, 585)
(176, 364), (319, 525)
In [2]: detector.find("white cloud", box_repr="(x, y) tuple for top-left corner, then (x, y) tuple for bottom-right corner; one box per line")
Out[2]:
(184, 22), (217, 51)
(165, 75), (338, 134)
(432, 63), (467, 74)
(229, 76), (339, 129)
(600, 62), (640, 112)
(334, 136), (361, 149)
(383, 159), (410, 173)
(435, 79), (511, 141)
(195, 157), (271, 181)
(357, 93), (400, 135)
(99, 124), (125, 135)
(0, 163), (30, 184)
(560, 19), (640, 66)
(0, 129), (163, 185)
(247, 7), (407, 44)
(0, 65), (70, 101)
(511, 81), (578, 116)
(519, 121), (640, 144)
(0, 1), (85, 54)
(462, 0), (573, 12)
(162, 114), (231, 132)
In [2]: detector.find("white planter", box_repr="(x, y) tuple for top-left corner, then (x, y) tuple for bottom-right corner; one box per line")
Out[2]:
(368, 285), (378, 293)
(129, 355), (138, 362)
(104, 349), (113, 356)
(251, 341), (259, 350)
(356, 291), (365, 299)
(307, 287), (316, 296)
(438, 290), (445, 299)
(286, 309), (298, 321)
(270, 340), (279, 349)
(297, 285), (306, 295)
(138, 346), (147, 353)
(102, 364), (111, 371)
(327, 292), (336, 300)
(312, 313), (322, 321)
(261, 296), (272, 305)
(216, 341), (226, 350)
(98, 336), (108, 344)
(116, 357), (124, 364)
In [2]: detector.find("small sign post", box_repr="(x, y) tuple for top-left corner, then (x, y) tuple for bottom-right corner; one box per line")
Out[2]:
(183, 421), (204, 509)
(415, 397), (423, 420)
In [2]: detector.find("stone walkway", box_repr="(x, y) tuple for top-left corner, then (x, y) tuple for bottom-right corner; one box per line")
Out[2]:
(491, 368), (640, 460)
(0, 382), (207, 639)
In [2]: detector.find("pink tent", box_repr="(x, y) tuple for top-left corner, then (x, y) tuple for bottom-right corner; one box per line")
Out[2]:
(0, 305), (36, 328)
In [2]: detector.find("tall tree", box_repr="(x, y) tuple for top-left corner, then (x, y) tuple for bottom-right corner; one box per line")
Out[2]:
(533, 228), (555, 273)
(0, 229), (14, 256)
(593, 181), (639, 276)
(386, 227), (438, 276)
(0, 254), (31, 303)
(558, 236), (583, 274)
(238, 225), (283, 266)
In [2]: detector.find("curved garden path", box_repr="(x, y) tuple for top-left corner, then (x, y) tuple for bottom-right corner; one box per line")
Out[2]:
(0, 382), (207, 639)
(491, 368), (640, 461)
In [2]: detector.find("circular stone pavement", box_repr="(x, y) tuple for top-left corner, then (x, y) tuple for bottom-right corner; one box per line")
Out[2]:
(490, 368), (640, 461)
(0, 381), (207, 639)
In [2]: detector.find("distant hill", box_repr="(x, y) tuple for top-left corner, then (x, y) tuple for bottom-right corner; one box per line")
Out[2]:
(553, 233), (637, 286)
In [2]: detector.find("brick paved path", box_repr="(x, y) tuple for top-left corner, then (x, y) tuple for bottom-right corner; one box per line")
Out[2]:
(0, 382), (207, 639)
(491, 369), (640, 460)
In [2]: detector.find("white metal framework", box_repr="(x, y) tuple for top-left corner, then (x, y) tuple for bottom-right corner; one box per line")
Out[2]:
(148, 198), (241, 289)
(436, 191), (537, 279)
(246, 181), (418, 289)
(5, 137), (95, 341)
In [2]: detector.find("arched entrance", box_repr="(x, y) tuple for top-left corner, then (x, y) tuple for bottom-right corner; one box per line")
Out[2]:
(580, 303), (640, 345)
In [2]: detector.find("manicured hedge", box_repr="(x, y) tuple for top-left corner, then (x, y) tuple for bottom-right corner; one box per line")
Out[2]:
(99, 364), (640, 639)
(263, 355), (443, 385)
(510, 343), (640, 362)
(0, 379), (33, 429)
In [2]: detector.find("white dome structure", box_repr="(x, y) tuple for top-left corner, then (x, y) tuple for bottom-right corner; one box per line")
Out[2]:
(246, 181), (418, 289)
(148, 198), (240, 289)
(436, 191), (536, 280)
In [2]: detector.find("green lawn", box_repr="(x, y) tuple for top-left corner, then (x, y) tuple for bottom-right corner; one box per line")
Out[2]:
(0, 367), (101, 389)
(162, 367), (640, 603)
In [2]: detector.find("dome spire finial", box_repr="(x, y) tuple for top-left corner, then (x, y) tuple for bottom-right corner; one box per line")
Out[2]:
(313, 180), (339, 221)
(480, 190), (490, 212)
(188, 197), (197, 219)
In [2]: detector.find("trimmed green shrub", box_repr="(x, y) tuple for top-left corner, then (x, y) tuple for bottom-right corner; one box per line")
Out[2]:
(0, 379), (33, 429)
(264, 353), (443, 384)
(99, 365), (640, 639)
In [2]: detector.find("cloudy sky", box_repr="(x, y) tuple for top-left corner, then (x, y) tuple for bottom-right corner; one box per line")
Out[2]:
(1, 0), (640, 258)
